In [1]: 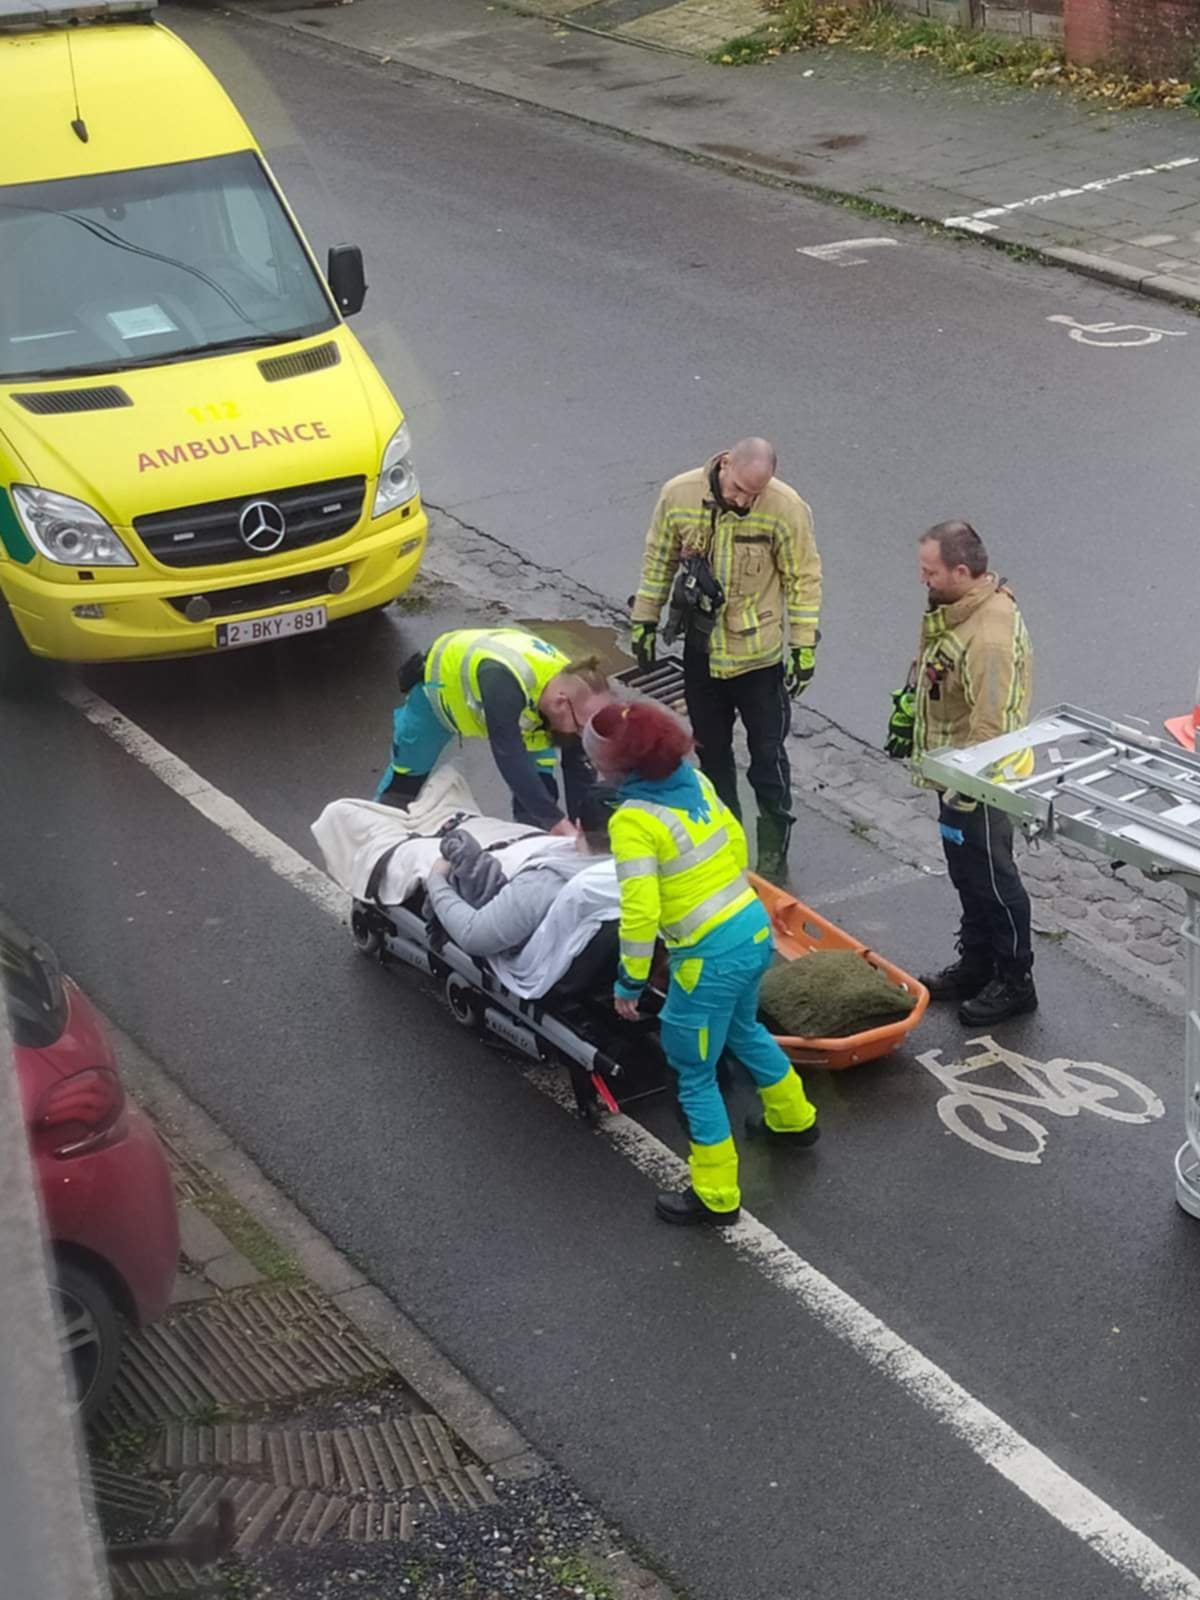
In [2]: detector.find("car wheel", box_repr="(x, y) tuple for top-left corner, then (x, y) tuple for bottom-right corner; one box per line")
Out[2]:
(0, 599), (40, 698)
(49, 1259), (123, 1424)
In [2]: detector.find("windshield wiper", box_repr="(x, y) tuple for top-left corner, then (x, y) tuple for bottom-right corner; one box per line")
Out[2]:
(2, 358), (132, 382)
(189, 333), (308, 356)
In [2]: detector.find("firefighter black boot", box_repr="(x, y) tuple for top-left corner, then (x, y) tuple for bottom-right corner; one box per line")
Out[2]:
(755, 813), (791, 888)
(919, 943), (994, 1003)
(958, 964), (1038, 1026)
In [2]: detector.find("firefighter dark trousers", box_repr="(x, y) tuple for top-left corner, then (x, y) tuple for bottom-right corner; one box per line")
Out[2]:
(937, 798), (1033, 971)
(683, 641), (795, 837)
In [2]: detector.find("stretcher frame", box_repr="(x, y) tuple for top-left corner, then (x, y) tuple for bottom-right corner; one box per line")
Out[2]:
(350, 874), (930, 1118)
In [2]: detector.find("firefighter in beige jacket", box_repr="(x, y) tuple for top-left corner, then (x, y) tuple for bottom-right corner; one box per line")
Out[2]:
(630, 439), (821, 884)
(887, 521), (1036, 1027)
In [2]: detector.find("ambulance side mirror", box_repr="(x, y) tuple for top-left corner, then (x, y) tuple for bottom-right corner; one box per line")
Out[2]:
(327, 244), (367, 316)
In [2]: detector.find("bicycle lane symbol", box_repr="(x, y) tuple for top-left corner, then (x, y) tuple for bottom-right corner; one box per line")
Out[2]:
(915, 1034), (1165, 1164)
(1047, 314), (1188, 347)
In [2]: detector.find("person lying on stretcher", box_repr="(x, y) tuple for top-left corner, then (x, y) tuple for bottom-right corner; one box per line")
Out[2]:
(424, 787), (619, 960)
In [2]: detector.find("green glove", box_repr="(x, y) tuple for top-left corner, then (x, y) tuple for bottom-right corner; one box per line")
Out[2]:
(785, 645), (816, 698)
(631, 621), (657, 670)
(885, 688), (915, 759)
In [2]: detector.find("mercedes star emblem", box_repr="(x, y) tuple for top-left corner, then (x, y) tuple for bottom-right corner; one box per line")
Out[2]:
(238, 498), (287, 555)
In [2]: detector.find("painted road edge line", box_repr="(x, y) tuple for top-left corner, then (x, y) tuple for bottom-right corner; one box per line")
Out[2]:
(943, 156), (1200, 233)
(61, 684), (345, 923)
(63, 684), (1200, 1600)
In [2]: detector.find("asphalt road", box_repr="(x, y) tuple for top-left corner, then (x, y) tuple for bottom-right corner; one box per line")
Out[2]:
(6, 10), (1200, 1599)
(176, 1), (1200, 748)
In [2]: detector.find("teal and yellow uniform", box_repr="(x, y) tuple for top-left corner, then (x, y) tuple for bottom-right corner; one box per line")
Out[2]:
(377, 628), (572, 825)
(611, 762), (815, 1212)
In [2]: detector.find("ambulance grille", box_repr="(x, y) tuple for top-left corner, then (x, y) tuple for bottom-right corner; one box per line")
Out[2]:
(257, 343), (340, 383)
(11, 386), (132, 415)
(134, 475), (366, 568)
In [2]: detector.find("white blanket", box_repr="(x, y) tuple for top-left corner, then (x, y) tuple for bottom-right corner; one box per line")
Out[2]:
(312, 769), (558, 906)
(311, 767), (621, 998)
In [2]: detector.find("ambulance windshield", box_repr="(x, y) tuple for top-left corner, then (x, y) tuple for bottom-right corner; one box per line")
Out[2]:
(0, 149), (337, 380)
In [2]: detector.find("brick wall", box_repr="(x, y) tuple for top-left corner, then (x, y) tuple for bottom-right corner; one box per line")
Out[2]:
(1064, 0), (1200, 72)
(884, 0), (1200, 70)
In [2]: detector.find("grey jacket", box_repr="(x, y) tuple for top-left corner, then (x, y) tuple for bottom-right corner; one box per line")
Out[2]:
(426, 856), (586, 957)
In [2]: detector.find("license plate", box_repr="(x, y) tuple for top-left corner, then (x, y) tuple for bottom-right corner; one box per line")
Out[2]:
(215, 604), (327, 650)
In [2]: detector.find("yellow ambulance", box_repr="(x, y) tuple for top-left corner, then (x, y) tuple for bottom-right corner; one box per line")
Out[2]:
(0, 0), (427, 687)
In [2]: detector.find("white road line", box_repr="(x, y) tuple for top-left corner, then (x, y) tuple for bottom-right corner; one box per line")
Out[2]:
(61, 684), (345, 923)
(943, 156), (1199, 234)
(65, 684), (1200, 1600)
(805, 862), (930, 907)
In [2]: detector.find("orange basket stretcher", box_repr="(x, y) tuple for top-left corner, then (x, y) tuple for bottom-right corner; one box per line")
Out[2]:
(750, 873), (930, 1070)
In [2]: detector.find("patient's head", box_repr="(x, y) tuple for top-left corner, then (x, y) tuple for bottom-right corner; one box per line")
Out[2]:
(574, 784), (619, 855)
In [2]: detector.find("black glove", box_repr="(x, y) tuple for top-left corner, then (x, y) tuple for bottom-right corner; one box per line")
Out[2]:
(397, 651), (426, 694)
(631, 621), (657, 671)
(784, 645), (816, 698)
(885, 688), (915, 759)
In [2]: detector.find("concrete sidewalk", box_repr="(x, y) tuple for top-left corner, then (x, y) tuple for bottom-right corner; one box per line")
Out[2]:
(206, 0), (1200, 304)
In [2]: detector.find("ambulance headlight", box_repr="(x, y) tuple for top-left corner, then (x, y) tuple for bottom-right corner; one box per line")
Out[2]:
(373, 422), (419, 517)
(11, 486), (135, 567)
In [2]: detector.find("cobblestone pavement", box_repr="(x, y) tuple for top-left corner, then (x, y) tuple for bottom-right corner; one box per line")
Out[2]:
(422, 502), (1189, 1000)
(216, 0), (1200, 309)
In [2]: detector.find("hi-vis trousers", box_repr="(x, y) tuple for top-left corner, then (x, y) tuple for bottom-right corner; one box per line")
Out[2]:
(660, 928), (816, 1212)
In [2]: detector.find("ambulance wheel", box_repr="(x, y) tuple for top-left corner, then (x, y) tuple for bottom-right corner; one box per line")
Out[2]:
(445, 973), (484, 1031)
(0, 600), (40, 698)
(350, 904), (384, 958)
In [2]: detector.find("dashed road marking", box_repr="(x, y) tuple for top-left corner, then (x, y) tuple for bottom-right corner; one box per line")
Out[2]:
(943, 156), (1199, 233)
(64, 684), (1200, 1600)
(797, 236), (900, 265)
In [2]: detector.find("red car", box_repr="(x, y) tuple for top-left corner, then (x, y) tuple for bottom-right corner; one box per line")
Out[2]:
(5, 914), (179, 1421)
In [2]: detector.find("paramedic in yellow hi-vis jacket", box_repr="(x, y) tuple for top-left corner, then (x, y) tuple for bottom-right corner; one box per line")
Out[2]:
(584, 699), (819, 1227)
(378, 628), (611, 833)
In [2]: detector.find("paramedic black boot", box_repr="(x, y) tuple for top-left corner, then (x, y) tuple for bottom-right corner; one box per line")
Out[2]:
(744, 1115), (820, 1147)
(958, 965), (1038, 1026)
(919, 944), (993, 1002)
(655, 1189), (741, 1227)
(755, 814), (791, 888)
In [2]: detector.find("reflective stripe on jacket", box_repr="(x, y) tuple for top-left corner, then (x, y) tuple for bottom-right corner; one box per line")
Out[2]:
(610, 770), (757, 989)
(910, 574), (1033, 794)
(631, 461), (821, 679)
(424, 628), (569, 754)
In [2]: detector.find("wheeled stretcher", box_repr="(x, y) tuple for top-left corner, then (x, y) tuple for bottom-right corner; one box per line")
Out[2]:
(347, 876), (930, 1120)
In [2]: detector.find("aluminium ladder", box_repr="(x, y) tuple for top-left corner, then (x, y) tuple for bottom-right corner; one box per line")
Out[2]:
(921, 703), (1200, 1218)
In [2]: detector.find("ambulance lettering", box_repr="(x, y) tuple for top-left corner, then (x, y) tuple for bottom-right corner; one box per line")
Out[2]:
(136, 421), (331, 472)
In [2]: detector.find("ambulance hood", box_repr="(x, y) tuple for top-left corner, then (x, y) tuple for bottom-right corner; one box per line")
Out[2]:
(0, 332), (396, 525)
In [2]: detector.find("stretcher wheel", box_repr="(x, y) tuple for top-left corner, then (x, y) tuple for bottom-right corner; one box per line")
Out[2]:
(350, 903), (384, 958)
(445, 972), (484, 1031)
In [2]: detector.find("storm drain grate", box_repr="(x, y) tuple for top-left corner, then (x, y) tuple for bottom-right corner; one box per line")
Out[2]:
(91, 1463), (172, 1523)
(96, 1288), (393, 1431)
(616, 656), (688, 715)
(152, 1416), (498, 1508)
(109, 1555), (201, 1597)
(157, 1132), (219, 1204)
(152, 1421), (266, 1473)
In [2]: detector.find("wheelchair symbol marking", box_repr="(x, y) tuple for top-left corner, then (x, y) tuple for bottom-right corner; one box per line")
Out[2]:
(1047, 314), (1188, 347)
